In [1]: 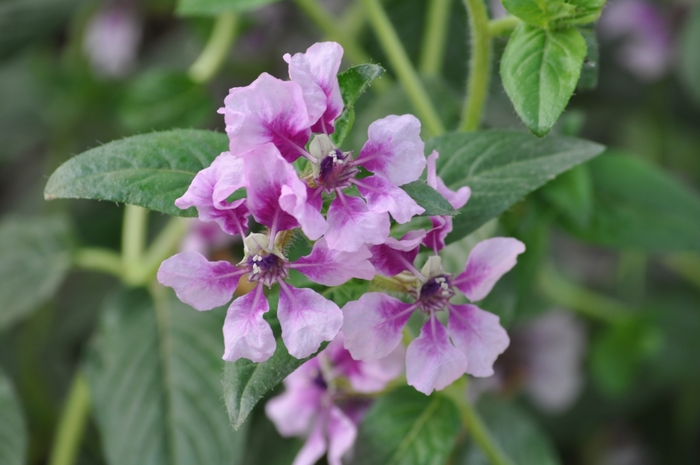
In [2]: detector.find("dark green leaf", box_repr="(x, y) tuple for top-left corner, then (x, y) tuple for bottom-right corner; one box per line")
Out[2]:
(176, 0), (281, 16)
(332, 64), (386, 146)
(501, 24), (587, 137)
(85, 288), (247, 465)
(351, 387), (460, 465)
(322, 279), (370, 308)
(44, 129), (228, 216)
(0, 216), (72, 330)
(242, 408), (302, 465)
(577, 28), (599, 91)
(401, 181), (458, 216)
(426, 130), (605, 244)
(0, 368), (27, 465)
(680, 6), (700, 103)
(563, 152), (700, 252)
(541, 163), (593, 228)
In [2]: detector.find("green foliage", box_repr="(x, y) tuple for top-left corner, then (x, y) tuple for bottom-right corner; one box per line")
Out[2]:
(331, 64), (386, 146)
(0, 369), (26, 465)
(351, 387), (460, 465)
(0, 216), (73, 331)
(502, 0), (605, 28)
(426, 130), (604, 244)
(85, 288), (247, 465)
(500, 24), (587, 137)
(542, 163), (593, 228)
(44, 129), (228, 217)
(401, 181), (459, 216)
(176, 0), (281, 16)
(577, 28), (599, 91)
(680, 6), (700, 103)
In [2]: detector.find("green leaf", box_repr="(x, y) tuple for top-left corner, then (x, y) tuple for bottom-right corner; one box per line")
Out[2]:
(401, 181), (458, 216)
(577, 28), (599, 91)
(502, 0), (604, 27)
(119, 70), (214, 132)
(563, 152), (700, 252)
(501, 24), (587, 137)
(0, 216), (72, 331)
(351, 387), (460, 465)
(176, 0), (281, 16)
(85, 288), (247, 465)
(460, 397), (561, 465)
(425, 130), (605, 244)
(680, 6), (700, 103)
(541, 163), (593, 228)
(44, 129), (228, 216)
(331, 64), (386, 147)
(0, 368), (27, 465)
(223, 339), (324, 430)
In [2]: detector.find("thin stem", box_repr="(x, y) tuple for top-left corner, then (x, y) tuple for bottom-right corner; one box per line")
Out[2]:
(48, 373), (90, 465)
(138, 217), (188, 284)
(419, 0), (453, 76)
(488, 15), (522, 37)
(72, 248), (123, 279)
(443, 378), (515, 465)
(188, 13), (238, 84)
(459, 0), (492, 132)
(362, 0), (446, 136)
(339, 0), (367, 39)
(122, 205), (148, 286)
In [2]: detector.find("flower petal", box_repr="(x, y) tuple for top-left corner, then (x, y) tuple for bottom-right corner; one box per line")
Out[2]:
(422, 216), (451, 253)
(406, 314), (468, 394)
(292, 414), (327, 465)
(325, 194), (390, 252)
(219, 73), (311, 162)
(369, 230), (425, 277)
(222, 285), (276, 363)
(265, 361), (322, 436)
(278, 284), (343, 359)
(355, 175), (424, 224)
(342, 293), (414, 360)
(356, 114), (426, 186)
(327, 406), (357, 465)
(345, 344), (405, 393)
(279, 183), (327, 240)
(426, 150), (471, 209)
(447, 303), (509, 377)
(291, 238), (375, 286)
(157, 252), (243, 310)
(453, 237), (526, 301)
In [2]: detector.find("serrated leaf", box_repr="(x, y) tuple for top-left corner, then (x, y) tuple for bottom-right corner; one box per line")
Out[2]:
(0, 216), (72, 330)
(222, 339), (325, 430)
(426, 130), (604, 244)
(44, 129), (228, 216)
(351, 386), (460, 465)
(0, 369), (27, 465)
(401, 181), (458, 216)
(176, 0), (280, 16)
(331, 64), (385, 146)
(680, 6), (700, 103)
(85, 287), (246, 465)
(501, 24), (587, 137)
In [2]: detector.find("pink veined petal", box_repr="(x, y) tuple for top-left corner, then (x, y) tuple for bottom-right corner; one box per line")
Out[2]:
(356, 114), (426, 186)
(292, 413), (327, 465)
(327, 406), (357, 465)
(453, 237), (526, 301)
(219, 73), (311, 162)
(278, 283), (343, 359)
(369, 230), (426, 277)
(354, 175), (425, 224)
(290, 238), (375, 286)
(222, 285), (276, 363)
(284, 42), (344, 134)
(346, 343), (405, 393)
(422, 216), (452, 253)
(447, 303), (510, 377)
(279, 183), (327, 241)
(157, 252), (243, 311)
(406, 314), (468, 395)
(325, 194), (390, 252)
(265, 362), (323, 437)
(342, 293), (414, 361)
(426, 150), (471, 209)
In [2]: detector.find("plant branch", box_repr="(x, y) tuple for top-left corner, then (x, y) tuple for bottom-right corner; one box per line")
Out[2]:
(459, 0), (492, 131)
(139, 217), (188, 283)
(72, 248), (123, 279)
(419, 0), (453, 76)
(122, 205), (148, 286)
(48, 373), (90, 465)
(188, 13), (238, 84)
(488, 15), (522, 37)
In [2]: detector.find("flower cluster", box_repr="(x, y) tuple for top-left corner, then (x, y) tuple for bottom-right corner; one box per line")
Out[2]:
(157, 41), (525, 396)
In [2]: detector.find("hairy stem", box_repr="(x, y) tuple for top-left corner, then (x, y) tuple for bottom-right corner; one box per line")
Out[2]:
(419, 0), (453, 76)
(488, 15), (522, 37)
(188, 13), (238, 84)
(139, 218), (188, 283)
(48, 373), (90, 465)
(459, 0), (492, 131)
(122, 205), (148, 286)
(72, 248), (123, 278)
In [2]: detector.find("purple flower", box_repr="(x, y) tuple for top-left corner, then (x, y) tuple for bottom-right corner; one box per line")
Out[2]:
(342, 237), (525, 394)
(265, 336), (404, 465)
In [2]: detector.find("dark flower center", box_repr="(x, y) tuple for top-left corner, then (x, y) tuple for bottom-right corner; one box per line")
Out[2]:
(245, 252), (288, 286)
(418, 274), (454, 313)
(316, 149), (358, 191)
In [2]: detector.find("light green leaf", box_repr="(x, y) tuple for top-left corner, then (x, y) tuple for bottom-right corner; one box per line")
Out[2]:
(176, 0), (281, 16)
(680, 6), (700, 103)
(502, 0), (604, 27)
(351, 387), (460, 465)
(401, 181), (459, 216)
(85, 288), (247, 465)
(0, 368), (27, 465)
(425, 130), (604, 244)
(0, 216), (72, 330)
(501, 24), (587, 137)
(332, 64), (386, 147)
(44, 129), (228, 217)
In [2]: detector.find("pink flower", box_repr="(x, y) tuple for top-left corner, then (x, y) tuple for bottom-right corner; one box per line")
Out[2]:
(342, 238), (525, 395)
(265, 336), (404, 465)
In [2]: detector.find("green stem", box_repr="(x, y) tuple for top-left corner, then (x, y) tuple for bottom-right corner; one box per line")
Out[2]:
(443, 378), (515, 465)
(139, 218), (188, 284)
(122, 205), (148, 287)
(188, 13), (238, 84)
(339, 0), (367, 39)
(362, 0), (446, 136)
(459, 0), (492, 132)
(488, 15), (522, 37)
(72, 248), (123, 278)
(663, 253), (700, 291)
(48, 373), (90, 465)
(419, 0), (453, 76)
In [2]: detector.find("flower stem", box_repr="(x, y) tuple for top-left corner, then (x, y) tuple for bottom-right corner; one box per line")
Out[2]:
(419, 0), (453, 76)
(459, 0), (492, 132)
(488, 15), (522, 37)
(72, 247), (123, 279)
(48, 373), (90, 465)
(443, 378), (515, 465)
(188, 13), (238, 84)
(139, 218), (188, 283)
(122, 205), (148, 286)
(362, 0), (446, 136)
